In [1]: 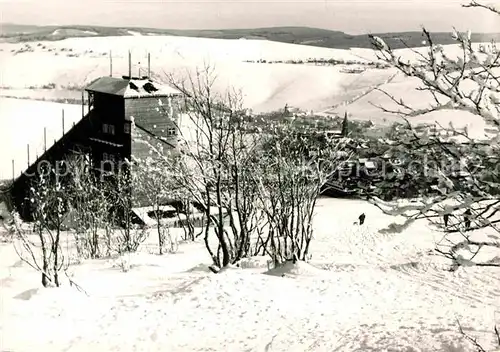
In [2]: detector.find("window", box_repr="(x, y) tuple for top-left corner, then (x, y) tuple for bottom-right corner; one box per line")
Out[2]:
(103, 152), (116, 161)
(124, 123), (131, 134)
(102, 152), (117, 167)
(101, 152), (116, 172)
(167, 127), (177, 136)
(102, 123), (115, 135)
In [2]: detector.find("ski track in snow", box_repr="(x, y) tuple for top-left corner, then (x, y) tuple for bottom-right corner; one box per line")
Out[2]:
(1, 198), (499, 351)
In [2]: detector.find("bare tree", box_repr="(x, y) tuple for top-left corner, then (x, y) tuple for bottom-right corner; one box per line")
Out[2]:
(160, 65), (262, 269)
(367, 0), (500, 270)
(253, 120), (348, 265)
(66, 154), (114, 259)
(134, 156), (178, 254)
(107, 162), (148, 255)
(174, 196), (198, 242)
(12, 163), (68, 287)
(148, 65), (349, 270)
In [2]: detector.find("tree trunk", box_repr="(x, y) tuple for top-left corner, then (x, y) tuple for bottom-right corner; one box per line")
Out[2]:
(156, 203), (163, 255)
(42, 260), (50, 287)
(39, 231), (51, 287)
(182, 199), (195, 241)
(215, 180), (231, 267)
(53, 221), (61, 287)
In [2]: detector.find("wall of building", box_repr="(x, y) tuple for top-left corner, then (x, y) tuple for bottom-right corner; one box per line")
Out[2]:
(12, 91), (183, 220)
(93, 93), (124, 122)
(127, 95), (180, 163)
(90, 92), (130, 171)
(126, 95), (181, 208)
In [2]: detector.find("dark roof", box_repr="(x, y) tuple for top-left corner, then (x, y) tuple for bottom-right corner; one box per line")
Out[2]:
(85, 77), (129, 95)
(85, 76), (182, 98)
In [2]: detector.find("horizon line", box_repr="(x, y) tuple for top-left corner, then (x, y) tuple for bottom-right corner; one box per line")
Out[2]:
(2, 23), (500, 36)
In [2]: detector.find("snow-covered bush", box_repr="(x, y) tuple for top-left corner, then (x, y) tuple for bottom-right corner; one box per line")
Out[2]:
(253, 119), (348, 265)
(12, 164), (67, 287)
(368, 0), (500, 270)
(66, 155), (114, 259)
(140, 65), (349, 270)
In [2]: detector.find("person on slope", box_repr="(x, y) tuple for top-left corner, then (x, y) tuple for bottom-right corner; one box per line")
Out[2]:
(358, 213), (366, 225)
(464, 209), (472, 230)
(443, 213), (450, 229)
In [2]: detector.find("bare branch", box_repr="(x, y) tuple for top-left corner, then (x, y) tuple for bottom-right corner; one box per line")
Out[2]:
(457, 319), (487, 352)
(463, 0), (500, 15)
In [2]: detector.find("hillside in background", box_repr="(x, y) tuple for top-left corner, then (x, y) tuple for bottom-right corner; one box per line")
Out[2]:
(2, 23), (500, 49)
(0, 25), (493, 179)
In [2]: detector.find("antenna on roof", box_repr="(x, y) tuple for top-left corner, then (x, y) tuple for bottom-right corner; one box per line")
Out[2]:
(148, 52), (151, 79)
(109, 50), (113, 77)
(128, 50), (132, 78)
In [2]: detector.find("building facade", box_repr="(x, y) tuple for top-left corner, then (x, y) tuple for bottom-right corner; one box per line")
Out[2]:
(11, 76), (183, 220)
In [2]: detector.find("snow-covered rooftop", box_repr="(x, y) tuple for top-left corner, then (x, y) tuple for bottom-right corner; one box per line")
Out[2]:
(85, 76), (182, 98)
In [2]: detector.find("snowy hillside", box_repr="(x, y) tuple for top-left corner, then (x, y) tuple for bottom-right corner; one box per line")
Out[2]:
(0, 35), (384, 113)
(0, 36), (492, 179)
(0, 36), (491, 116)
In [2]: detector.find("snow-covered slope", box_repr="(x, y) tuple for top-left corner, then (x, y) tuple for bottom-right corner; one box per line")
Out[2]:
(0, 98), (84, 180)
(0, 36), (491, 120)
(0, 35), (386, 114)
(1, 197), (499, 351)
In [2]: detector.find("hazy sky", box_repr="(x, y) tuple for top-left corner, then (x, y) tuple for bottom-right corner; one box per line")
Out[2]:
(1, 0), (499, 34)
